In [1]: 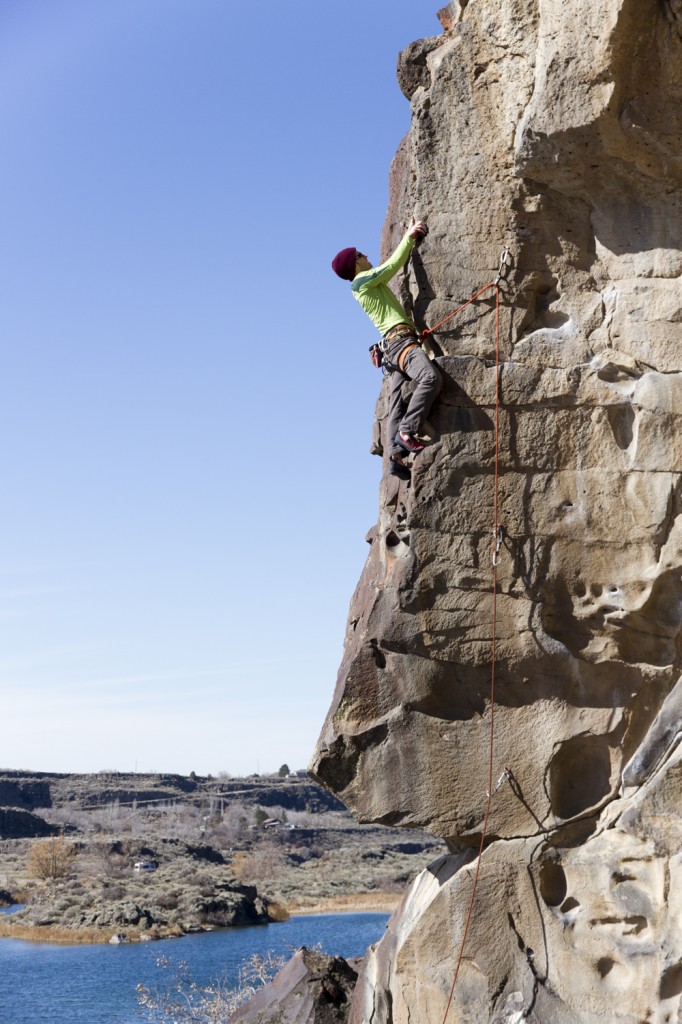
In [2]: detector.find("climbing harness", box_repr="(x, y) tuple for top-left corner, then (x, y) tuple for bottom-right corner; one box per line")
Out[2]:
(377, 323), (421, 375)
(420, 249), (511, 1024)
(384, 321), (417, 342)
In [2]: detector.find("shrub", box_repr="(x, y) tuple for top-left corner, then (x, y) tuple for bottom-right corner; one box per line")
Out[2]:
(266, 901), (290, 922)
(136, 951), (286, 1022)
(102, 883), (127, 901)
(155, 892), (179, 911)
(28, 837), (77, 881)
(232, 844), (286, 883)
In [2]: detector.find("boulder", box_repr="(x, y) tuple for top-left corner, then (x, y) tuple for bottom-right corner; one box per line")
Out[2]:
(231, 947), (357, 1024)
(89, 901), (154, 928)
(195, 889), (269, 928)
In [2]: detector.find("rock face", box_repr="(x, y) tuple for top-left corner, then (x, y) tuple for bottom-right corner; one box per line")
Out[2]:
(231, 948), (358, 1024)
(311, 1), (682, 1020)
(0, 808), (53, 839)
(0, 779), (51, 809)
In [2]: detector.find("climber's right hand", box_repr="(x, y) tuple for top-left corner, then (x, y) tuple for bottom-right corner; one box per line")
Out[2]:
(408, 216), (428, 240)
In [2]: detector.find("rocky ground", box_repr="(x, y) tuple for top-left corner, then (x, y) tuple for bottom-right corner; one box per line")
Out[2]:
(0, 770), (442, 943)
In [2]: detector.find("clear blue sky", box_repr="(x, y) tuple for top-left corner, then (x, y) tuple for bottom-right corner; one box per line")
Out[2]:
(0, 0), (441, 776)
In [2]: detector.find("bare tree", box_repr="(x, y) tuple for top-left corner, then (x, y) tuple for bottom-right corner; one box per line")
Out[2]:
(28, 836), (77, 881)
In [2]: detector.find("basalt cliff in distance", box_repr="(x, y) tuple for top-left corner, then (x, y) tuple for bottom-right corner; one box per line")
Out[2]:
(311, 2), (682, 1021)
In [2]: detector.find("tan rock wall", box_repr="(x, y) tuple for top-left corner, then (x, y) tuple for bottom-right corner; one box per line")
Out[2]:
(312, 0), (682, 1019)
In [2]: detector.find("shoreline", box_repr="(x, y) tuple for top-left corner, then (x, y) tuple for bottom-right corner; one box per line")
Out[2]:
(0, 892), (399, 945)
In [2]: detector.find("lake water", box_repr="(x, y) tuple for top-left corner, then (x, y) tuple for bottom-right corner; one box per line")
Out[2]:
(0, 912), (389, 1024)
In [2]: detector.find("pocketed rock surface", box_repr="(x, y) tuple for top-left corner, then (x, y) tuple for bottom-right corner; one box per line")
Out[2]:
(310, 2), (682, 1020)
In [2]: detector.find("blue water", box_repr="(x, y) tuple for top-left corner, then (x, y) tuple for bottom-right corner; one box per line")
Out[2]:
(0, 912), (389, 1024)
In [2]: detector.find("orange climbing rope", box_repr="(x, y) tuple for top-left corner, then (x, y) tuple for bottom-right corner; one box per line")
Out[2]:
(420, 279), (498, 341)
(421, 250), (510, 1024)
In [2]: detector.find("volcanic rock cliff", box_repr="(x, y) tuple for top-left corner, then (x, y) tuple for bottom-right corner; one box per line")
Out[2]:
(310, 1), (682, 1020)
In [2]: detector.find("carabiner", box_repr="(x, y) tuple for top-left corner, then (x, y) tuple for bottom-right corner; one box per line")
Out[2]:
(492, 524), (503, 566)
(495, 247), (511, 285)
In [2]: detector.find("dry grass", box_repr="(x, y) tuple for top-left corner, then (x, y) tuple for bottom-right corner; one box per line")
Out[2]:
(0, 920), (115, 944)
(287, 891), (401, 915)
(0, 918), (190, 944)
(231, 845), (287, 884)
(265, 901), (290, 922)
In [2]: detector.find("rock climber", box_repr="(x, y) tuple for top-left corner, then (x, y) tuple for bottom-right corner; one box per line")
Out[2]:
(331, 218), (442, 480)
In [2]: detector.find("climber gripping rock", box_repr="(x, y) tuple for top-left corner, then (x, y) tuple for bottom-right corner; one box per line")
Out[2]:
(331, 218), (442, 481)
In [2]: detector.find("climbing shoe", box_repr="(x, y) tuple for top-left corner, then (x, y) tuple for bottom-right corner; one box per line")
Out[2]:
(395, 432), (425, 454)
(389, 457), (411, 481)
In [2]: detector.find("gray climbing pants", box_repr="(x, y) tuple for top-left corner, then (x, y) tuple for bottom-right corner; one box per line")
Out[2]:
(385, 338), (442, 459)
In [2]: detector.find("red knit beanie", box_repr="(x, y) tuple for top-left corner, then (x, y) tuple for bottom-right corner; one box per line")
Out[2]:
(331, 247), (358, 281)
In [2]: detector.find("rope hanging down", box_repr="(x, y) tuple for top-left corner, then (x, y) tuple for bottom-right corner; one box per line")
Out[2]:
(420, 249), (511, 1024)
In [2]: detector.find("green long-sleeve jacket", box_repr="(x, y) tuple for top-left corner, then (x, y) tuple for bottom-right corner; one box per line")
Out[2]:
(350, 233), (415, 337)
